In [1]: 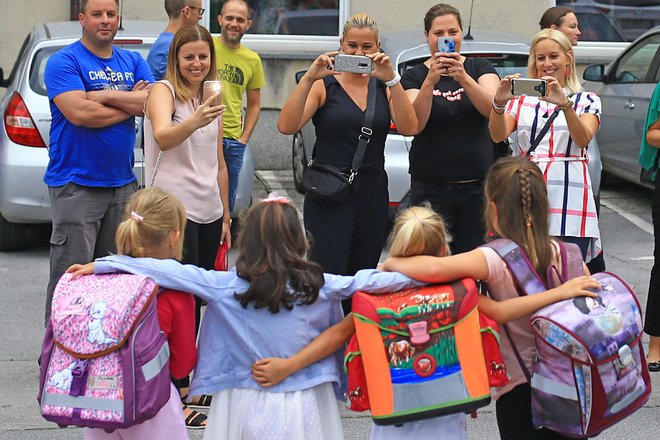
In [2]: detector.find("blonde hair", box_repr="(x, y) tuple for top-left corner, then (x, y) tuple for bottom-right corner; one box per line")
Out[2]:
(165, 24), (218, 102)
(528, 28), (580, 95)
(115, 187), (187, 260)
(342, 12), (379, 41)
(389, 206), (450, 258)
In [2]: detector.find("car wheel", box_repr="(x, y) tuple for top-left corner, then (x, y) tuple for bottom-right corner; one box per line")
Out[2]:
(0, 213), (26, 251)
(292, 131), (307, 194)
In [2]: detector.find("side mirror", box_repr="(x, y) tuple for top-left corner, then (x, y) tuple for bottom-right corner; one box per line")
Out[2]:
(583, 64), (605, 82)
(295, 70), (307, 84)
(0, 68), (6, 88)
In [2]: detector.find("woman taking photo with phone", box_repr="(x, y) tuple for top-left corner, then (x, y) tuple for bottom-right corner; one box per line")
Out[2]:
(277, 12), (417, 312)
(401, 3), (500, 255)
(143, 24), (230, 426)
(489, 28), (601, 262)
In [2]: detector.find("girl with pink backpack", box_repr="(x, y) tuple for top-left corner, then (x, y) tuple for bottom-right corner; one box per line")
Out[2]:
(82, 187), (196, 439)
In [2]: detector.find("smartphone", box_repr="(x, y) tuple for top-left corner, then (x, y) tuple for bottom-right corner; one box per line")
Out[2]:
(510, 78), (547, 97)
(334, 54), (372, 74)
(438, 37), (455, 54)
(203, 80), (222, 106)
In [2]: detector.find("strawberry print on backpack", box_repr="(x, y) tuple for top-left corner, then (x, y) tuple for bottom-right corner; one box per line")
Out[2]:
(38, 273), (171, 431)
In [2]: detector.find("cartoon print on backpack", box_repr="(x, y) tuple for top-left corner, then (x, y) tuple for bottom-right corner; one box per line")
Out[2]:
(49, 361), (76, 392)
(87, 301), (119, 345)
(573, 293), (624, 335)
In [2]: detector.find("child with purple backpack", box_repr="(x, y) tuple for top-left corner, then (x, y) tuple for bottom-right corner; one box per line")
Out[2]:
(83, 187), (197, 439)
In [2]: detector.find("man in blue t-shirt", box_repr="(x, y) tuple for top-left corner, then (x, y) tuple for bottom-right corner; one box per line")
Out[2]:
(147, 0), (204, 80)
(43, 0), (154, 323)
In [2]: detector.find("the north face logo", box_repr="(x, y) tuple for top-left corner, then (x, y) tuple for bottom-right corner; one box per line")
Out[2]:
(220, 64), (244, 86)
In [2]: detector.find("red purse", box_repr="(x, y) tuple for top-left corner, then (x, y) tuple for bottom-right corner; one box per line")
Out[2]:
(214, 241), (229, 271)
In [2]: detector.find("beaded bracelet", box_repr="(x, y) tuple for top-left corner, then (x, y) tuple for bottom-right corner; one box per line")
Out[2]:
(492, 98), (506, 114)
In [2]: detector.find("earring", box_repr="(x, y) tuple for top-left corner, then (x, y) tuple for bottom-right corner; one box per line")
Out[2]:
(565, 66), (571, 77)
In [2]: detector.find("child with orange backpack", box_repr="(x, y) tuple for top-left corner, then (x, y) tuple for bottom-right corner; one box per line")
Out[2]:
(252, 177), (600, 440)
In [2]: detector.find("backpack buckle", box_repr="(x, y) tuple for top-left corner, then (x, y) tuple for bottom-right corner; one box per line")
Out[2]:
(408, 321), (430, 345)
(71, 359), (89, 378)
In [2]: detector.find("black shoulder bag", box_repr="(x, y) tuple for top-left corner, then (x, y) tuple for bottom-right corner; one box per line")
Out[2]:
(302, 78), (377, 204)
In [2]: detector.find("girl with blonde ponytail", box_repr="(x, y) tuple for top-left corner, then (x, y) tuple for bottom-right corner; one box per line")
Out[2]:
(380, 156), (601, 439)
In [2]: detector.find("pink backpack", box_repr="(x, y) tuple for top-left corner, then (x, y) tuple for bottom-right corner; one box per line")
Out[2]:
(485, 239), (651, 438)
(38, 273), (171, 431)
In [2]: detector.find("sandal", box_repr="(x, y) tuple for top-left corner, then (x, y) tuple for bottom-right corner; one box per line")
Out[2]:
(648, 360), (660, 372)
(183, 394), (213, 409)
(183, 404), (207, 429)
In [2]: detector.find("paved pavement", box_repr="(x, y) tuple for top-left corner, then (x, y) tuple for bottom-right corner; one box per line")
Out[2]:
(1, 170), (659, 439)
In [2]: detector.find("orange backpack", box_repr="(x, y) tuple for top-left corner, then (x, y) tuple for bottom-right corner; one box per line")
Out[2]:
(345, 278), (502, 425)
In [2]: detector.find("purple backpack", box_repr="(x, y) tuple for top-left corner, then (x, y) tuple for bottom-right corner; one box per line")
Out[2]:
(485, 239), (651, 438)
(38, 273), (171, 431)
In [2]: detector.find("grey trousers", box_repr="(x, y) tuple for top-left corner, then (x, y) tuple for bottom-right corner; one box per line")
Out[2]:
(44, 181), (137, 324)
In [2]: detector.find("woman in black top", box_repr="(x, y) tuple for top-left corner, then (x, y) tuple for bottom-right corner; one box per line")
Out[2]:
(402, 3), (500, 254)
(278, 13), (417, 302)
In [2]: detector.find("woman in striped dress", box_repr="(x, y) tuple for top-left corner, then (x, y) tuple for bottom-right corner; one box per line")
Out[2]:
(489, 28), (601, 262)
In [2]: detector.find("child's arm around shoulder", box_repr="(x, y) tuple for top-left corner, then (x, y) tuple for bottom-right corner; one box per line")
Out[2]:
(252, 315), (355, 387)
(379, 249), (489, 283)
(478, 276), (600, 323)
(68, 255), (229, 303)
(322, 269), (425, 300)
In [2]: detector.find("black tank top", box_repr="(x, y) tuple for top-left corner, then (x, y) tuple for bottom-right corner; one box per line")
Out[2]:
(311, 76), (390, 170)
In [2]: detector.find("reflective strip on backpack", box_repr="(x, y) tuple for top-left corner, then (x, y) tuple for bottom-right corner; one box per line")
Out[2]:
(531, 373), (577, 401)
(42, 393), (124, 413)
(142, 342), (170, 382)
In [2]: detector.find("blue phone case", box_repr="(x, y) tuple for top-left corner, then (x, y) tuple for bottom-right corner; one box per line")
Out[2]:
(438, 37), (455, 53)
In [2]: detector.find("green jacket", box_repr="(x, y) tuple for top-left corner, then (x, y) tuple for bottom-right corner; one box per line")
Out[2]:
(640, 82), (660, 181)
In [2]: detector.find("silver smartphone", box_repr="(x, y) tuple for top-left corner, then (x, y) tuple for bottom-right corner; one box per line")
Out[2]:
(334, 54), (372, 74)
(438, 37), (455, 53)
(510, 78), (547, 97)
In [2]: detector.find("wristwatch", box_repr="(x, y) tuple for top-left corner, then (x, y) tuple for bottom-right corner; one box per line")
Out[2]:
(385, 71), (401, 87)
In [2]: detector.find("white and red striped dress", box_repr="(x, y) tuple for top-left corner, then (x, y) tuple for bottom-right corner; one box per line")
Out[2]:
(506, 92), (602, 260)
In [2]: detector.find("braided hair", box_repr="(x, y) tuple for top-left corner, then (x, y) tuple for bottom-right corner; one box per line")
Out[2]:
(484, 157), (553, 284)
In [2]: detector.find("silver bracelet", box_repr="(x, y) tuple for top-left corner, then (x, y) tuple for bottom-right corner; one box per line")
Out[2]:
(492, 98), (506, 113)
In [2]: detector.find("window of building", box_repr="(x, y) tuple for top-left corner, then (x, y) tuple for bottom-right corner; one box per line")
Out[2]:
(556, 0), (660, 42)
(207, 0), (343, 37)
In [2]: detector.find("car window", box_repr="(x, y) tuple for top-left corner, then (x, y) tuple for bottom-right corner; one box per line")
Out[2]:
(612, 33), (660, 83)
(574, 10), (625, 42)
(474, 54), (529, 77)
(29, 43), (152, 96)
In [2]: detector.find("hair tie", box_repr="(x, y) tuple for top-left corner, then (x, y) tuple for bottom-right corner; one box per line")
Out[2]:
(262, 192), (291, 205)
(130, 211), (144, 223)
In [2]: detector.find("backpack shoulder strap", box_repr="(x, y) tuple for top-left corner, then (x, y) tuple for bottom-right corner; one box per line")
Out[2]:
(558, 240), (584, 281)
(482, 239), (546, 295)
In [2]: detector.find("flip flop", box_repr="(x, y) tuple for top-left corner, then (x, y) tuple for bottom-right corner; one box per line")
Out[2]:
(183, 405), (207, 429)
(183, 394), (213, 409)
(648, 361), (660, 372)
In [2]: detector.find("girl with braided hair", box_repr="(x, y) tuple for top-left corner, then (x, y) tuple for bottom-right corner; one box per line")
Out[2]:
(380, 156), (601, 439)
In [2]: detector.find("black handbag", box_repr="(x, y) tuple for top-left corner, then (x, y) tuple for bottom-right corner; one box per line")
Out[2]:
(302, 78), (377, 204)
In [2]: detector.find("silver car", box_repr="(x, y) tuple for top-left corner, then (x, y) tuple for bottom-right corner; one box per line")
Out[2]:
(583, 25), (660, 189)
(0, 20), (253, 251)
(291, 29), (603, 214)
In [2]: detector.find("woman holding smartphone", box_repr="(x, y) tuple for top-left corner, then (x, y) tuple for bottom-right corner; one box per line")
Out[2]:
(144, 24), (230, 426)
(278, 13), (417, 312)
(401, 3), (500, 255)
(489, 28), (601, 263)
